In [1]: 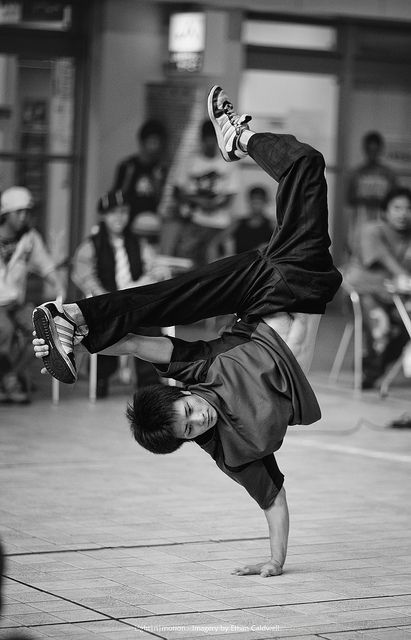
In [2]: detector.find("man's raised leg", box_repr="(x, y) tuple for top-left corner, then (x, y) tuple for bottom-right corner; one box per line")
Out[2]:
(33, 85), (340, 384)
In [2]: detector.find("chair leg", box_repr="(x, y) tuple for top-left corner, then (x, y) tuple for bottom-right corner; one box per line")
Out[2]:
(379, 355), (403, 398)
(89, 353), (97, 402)
(52, 378), (60, 405)
(329, 322), (354, 384)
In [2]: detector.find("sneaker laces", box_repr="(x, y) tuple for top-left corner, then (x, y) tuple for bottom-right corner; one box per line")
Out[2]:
(221, 99), (251, 130)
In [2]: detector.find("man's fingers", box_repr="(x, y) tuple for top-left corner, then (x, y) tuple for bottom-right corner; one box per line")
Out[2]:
(231, 565), (255, 575)
(260, 569), (272, 578)
(41, 367), (48, 375)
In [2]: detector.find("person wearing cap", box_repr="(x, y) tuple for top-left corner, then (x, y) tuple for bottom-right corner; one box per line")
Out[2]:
(0, 186), (65, 403)
(71, 190), (165, 398)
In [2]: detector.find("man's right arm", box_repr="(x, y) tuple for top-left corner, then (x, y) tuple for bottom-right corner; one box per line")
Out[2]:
(99, 334), (173, 364)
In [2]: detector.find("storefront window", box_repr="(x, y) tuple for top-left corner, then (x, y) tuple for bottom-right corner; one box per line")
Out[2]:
(0, 1), (72, 30)
(243, 20), (336, 51)
(0, 53), (75, 290)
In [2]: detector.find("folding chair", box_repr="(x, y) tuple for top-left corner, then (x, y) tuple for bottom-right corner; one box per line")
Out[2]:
(328, 281), (363, 396)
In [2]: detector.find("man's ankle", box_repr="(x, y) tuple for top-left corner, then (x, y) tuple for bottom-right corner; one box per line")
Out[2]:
(63, 303), (85, 327)
(238, 129), (254, 153)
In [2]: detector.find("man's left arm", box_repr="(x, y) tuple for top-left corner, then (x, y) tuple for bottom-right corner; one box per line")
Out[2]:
(207, 449), (289, 578)
(232, 487), (289, 577)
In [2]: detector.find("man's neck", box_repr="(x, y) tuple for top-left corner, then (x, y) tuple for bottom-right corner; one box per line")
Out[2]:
(0, 223), (16, 241)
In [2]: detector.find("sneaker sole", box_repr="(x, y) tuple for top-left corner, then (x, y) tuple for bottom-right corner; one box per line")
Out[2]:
(32, 307), (77, 384)
(207, 85), (232, 162)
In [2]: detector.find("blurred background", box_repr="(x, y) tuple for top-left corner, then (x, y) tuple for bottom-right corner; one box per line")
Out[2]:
(1, 0), (411, 293)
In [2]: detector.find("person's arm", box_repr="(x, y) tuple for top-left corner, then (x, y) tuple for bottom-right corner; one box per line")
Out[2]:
(377, 253), (410, 278)
(71, 240), (108, 296)
(98, 333), (173, 363)
(232, 487), (289, 577)
(44, 270), (66, 300)
(32, 333), (173, 371)
(361, 224), (410, 278)
(28, 230), (66, 299)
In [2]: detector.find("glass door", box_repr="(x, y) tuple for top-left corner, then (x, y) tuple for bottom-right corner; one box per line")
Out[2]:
(238, 69), (339, 241)
(0, 54), (75, 295)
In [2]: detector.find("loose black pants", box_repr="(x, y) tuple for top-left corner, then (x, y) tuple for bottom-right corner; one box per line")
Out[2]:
(80, 133), (342, 353)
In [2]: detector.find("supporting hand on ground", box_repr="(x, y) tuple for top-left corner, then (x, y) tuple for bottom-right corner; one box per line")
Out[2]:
(232, 560), (283, 578)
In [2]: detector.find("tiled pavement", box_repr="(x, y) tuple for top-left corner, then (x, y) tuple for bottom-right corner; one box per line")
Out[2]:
(1, 315), (411, 640)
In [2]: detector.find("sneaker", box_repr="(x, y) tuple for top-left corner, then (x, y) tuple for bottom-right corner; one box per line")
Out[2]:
(207, 85), (251, 162)
(388, 414), (411, 429)
(32, 301), (77, 384)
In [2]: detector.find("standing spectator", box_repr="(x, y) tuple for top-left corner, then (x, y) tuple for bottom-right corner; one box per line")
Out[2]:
(344, 187), (411, 389)
(214, 185), (273, 256)
(71, 190), (163, 398)
(346, 131), (397, 250)
(0, 186), (65, 403)
(173, 119), (239, 265)
(112, 119), (168, 242)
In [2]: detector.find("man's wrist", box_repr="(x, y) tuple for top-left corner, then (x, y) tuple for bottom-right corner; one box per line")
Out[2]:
(269, 558), (283, 568)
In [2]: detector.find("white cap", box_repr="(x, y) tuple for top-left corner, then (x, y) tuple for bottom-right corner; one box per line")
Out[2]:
(0, 186), (33, 215)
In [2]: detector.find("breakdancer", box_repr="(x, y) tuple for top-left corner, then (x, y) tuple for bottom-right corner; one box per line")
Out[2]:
(32, 85), (342, 577)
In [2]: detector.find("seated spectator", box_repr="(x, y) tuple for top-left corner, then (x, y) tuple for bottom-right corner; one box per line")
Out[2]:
(71, 190), (164, 398)
(173, 119), (239, 265)
(212, 185), (274, 257)
(344, 186), (411, 389)
(0, 187), (65, 403)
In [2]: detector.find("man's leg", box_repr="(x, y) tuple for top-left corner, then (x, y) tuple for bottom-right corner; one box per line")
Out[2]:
(33, 85), (340, 382)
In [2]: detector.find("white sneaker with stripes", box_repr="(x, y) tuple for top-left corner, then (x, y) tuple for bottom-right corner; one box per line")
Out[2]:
(32, 301), (78, 384)
(207, 85), (251, 162)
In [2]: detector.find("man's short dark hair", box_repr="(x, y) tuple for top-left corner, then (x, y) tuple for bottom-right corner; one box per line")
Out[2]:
(382, 186), (411, 212)
(138, 119), (167, 143)
(248, 185), (268, 201)
(127, 384), (187, 454)
(363, 131), (384, 149)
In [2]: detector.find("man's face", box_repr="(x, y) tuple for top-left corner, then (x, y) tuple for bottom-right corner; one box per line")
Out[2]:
(6, 209), (29, 233)
(141, 134), (163, 163)
(103, 206), (130, 235)
(172, 392), (218, 440)
(385, 195), (411, 232)
(364, 140), (382, 163)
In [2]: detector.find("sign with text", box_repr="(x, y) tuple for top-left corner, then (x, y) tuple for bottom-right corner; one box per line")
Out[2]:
(168, 12), (205, 73)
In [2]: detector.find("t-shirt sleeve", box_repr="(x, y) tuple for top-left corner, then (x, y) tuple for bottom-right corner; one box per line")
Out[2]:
(195, 432), (283, 510)
(155, 329), (244, 385)
(360, 224), (390, 268)
(217, 452), (283, 510)
(154, 336), (215, 384)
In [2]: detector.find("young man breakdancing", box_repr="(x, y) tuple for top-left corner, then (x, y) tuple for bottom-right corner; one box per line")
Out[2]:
(32, 86), (342, 578)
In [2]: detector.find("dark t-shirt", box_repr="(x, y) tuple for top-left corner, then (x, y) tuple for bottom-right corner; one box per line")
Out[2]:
(156, 318), (321, 509)
(112, 154), (167, 219)
(233, 217), (273, 254)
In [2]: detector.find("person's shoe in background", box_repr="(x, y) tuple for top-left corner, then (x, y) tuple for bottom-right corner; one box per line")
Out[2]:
(1, 373), (30, 404)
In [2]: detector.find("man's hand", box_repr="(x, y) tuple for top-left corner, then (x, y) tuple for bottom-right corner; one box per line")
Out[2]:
(232, 561), (283, 578)
(31, 335), (49, 375)
(32, 335), (50, 374)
